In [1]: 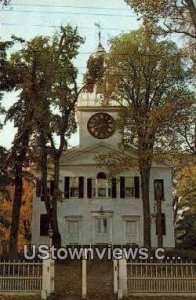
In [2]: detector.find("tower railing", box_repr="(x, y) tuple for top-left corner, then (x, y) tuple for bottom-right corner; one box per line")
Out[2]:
(77, 92), (121, 107)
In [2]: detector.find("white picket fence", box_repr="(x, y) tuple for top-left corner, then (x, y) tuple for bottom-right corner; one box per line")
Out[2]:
(115, 259), (196, 299)
(127, 260), (196, 294)
(0, 260), (42, 292)
(0, 259), (54, 299)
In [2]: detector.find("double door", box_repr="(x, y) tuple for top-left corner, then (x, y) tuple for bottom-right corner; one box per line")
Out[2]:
(94, 217), (111, 244)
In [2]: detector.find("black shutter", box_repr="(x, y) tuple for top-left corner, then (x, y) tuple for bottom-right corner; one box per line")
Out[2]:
(154, 179), (164, 201)
(40, 214), (49, 236)
(156, 213), (166, 235)
(87, 178), (92, 198)
(64, 177), (70, 198)
(79, 177), (84, 198)
(120, 177), (125, 198)
(134, 176), (140, 198)
(50, 180), (54, 196)
(36, 180), (41, 197)
(112, 178), (117, 198)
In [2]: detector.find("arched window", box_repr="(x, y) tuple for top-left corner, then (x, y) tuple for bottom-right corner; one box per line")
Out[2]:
(97, 172), (106, 179)
(92, 172), (111, 198)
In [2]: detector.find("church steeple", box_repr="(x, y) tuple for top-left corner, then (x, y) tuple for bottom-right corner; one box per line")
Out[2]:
(95, 22), (103, 49)
(83, 23), (106, 94)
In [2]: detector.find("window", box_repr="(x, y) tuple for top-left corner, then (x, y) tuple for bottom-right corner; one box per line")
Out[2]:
(68, 220), (79, 244)
(87, 174), (116, 199)
(156, 213), (166, 235)
(92, 178), (112, 198)
(125, 177), (135, 198)
(95, 218), (108, 234)
(64, 177), (84, 198)
(120, 176), (140, 198)
(70, 177), (79, 198)
(154, 179), (164, 201)
(40, 214), (49, 236)
(36, 180), (54, 201)
(126, 221), (138, 243)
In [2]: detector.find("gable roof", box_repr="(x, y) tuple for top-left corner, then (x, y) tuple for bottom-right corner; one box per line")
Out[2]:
(60, 142), (122, 166)
(60, 142), (171, 168)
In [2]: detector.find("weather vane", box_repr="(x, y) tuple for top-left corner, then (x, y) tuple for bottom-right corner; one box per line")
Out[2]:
(95, 22), (102, 45)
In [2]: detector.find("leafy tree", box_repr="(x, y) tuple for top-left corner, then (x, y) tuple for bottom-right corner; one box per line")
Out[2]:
(125, 0), (196, 79)
(0, 180), (33, 254)
(1, 0), (9, 4)
(0, 0), (10, 6)
(6, 26), (84, 251)
(29, 26), (84, 248)
(98, 25), (194, 248)
(0, 147), (12, 195)
(125, 0), (196, 38)
(0, 39), (15, 195)
(175, 165), (196, 248)
(172, 105), (196, 155)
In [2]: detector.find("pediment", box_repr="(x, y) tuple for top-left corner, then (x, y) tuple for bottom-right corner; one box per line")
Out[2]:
(60, 142), (122, 166)
(60, 142), (171, 168)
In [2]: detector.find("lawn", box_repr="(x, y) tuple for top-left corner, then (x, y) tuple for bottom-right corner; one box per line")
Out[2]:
(1, 296), (196, 300)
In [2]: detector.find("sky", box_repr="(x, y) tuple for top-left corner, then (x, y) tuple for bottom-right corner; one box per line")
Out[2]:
(0, 0), (141, 149)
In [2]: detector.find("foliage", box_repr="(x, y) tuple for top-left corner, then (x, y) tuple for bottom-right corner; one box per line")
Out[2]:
(0, 0), (10, 5)
(98, 25), (194, 248)
(175, 165), (196, 248)
(0, 146), (9, 188)
(28, 26), (84, 248)
(84, 44), (106, 93)
(125, 0), (196, 80)
(105, 26), (194, 165)
(4, 25), (84, 250)
(125, 0), (196, 39)
(0, 180), (33, 253)
(176, 165), (196, 210)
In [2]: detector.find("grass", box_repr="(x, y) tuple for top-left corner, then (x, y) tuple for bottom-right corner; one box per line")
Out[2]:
(125, 298), (196, 300)
(0, 295), (196, 300)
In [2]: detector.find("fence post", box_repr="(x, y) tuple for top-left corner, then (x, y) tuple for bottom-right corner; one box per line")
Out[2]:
(42, 259), (49, 299)
(118, 258), (127, 299)
(113, 259), (118, 294)
(49, 259), (55, 294)
(41, 256), (55, 299)
(82, 257), (87, 299)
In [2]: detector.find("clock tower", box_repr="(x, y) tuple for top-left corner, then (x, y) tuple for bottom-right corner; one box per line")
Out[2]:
(77, 41), (121, 148)
(77, 92), (121, 148)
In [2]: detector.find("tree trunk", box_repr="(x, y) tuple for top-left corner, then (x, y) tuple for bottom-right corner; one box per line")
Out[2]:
(39, 135), (61, 248)
(140, 166), (151, 249)
(9, 130), (31, 257)
(156, 196), (163, 247)
(9, 161), (23, 257)
(51, 157), (61, 248)
(39, 133), (52, 231)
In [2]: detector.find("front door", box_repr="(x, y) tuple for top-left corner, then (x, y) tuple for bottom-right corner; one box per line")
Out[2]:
(94, 218), (110, 244)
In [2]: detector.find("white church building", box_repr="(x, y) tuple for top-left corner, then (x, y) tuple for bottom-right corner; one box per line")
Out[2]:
(31, 46), (175, 249)
(32, 92), (175, 248)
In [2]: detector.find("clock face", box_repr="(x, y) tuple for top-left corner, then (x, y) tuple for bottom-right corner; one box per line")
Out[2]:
(87, 112), (115, 139)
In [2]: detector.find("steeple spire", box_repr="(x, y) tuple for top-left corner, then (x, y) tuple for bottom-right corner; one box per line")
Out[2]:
(95, 22), (102, 47)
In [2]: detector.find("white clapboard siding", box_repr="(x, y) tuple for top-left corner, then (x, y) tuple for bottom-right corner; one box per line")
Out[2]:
(0, 261), (42, 292)
(127, 260), (196, 294)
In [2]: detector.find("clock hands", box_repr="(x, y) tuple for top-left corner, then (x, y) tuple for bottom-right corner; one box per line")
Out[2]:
(87, 112), (115, 139)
